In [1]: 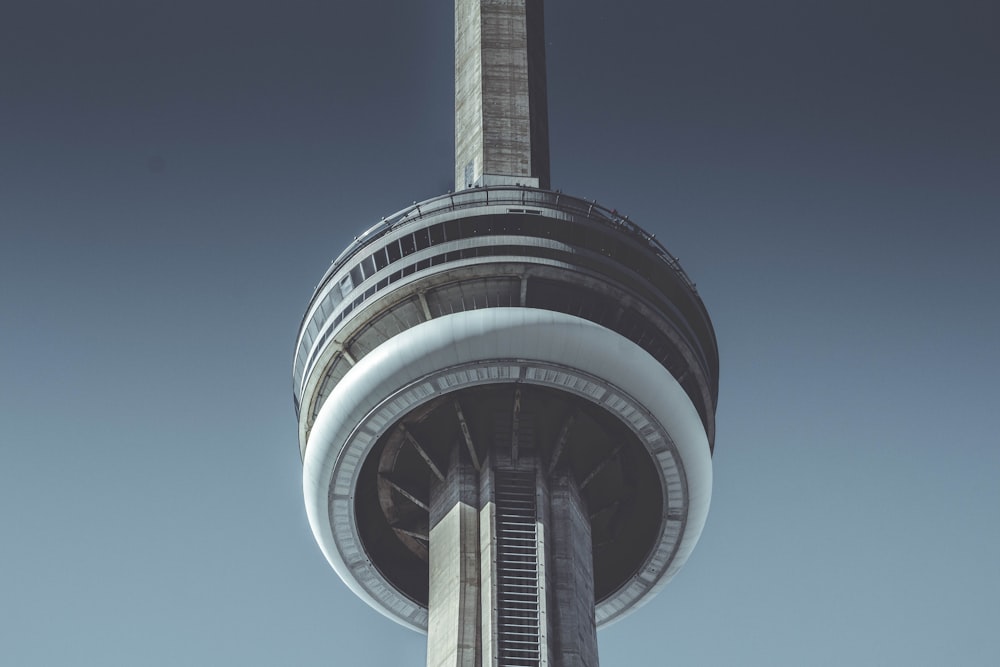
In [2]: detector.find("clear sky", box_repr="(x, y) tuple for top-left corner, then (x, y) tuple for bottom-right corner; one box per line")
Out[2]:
(2, 1), (998, 665)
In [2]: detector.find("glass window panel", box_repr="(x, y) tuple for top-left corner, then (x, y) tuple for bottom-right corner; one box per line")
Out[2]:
(361, 255), (376, 279)
(428, 223), (444, 245)
(400, 234), (416, 256)
(387, 240), (402, 262)
(414, 228), (429, 250)
(304, 319), (318, 349)
(350, 265), (364, 287)
(317, 297), (332, 322)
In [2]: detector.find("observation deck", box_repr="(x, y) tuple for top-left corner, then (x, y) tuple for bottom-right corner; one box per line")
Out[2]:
(294, 185), (719, 631)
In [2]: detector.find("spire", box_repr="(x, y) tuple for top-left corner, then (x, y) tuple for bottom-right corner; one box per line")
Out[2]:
(455, 0), (551, 190)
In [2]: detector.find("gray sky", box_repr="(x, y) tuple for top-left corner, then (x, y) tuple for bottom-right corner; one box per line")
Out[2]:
(2, 1), (998, 665)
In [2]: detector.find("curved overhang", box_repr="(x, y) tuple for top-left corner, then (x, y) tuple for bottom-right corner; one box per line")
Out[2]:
(303, 308), (712, 631)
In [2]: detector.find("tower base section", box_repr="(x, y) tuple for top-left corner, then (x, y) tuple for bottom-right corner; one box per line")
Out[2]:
(428, 434), (597, 667)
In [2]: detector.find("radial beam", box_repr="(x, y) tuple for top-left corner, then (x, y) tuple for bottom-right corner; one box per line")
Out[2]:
(381, 473), (430, 512)
(392, 521), (430, 543)
(455, 0), (550, 190)
(454, 402), (482, 471)
(580, 444), (624, 491)
(547, 411), (576, 475)
(403, 425), (447, 482)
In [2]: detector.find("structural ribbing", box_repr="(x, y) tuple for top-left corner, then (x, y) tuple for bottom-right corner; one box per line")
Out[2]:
(455, 0), (550, 189)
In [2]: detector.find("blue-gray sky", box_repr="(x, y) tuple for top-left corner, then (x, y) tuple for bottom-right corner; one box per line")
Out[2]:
(2, 1), (998, 665)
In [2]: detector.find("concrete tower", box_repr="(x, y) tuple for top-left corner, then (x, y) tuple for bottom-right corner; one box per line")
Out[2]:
(292, 2), (719, 666)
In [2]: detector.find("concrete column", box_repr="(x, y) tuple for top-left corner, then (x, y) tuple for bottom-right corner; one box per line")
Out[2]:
(426, 416), (600, 666)
(547, 468), (599, 667)
(478, 457), (498, 667)
(455, 0), (550, 189)
(428, 446), (483, 667)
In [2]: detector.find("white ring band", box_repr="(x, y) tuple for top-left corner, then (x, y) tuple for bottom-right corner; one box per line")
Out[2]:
(303, 308), (712, 631)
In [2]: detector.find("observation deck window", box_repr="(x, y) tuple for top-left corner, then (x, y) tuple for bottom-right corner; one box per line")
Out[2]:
(339, 274), (353, 298)
(443, 219), (461, 241)
(428, 222), (445, 245)
(349, 265), (364, 289)
(360, 255), (376, 280)
(400, 234), (416, 256)
(387, 239), (402, 263)
(414, 227), (430, 251)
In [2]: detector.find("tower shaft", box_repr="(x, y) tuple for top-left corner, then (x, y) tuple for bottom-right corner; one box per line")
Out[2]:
(427, 417), (598, 667)
(455, 0), (550, 190)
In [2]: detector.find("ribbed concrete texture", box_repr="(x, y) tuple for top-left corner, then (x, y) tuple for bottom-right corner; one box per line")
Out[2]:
(429, 448), (482, 667)
(455, 0), (550, 189)
(547, 470), (598, 667)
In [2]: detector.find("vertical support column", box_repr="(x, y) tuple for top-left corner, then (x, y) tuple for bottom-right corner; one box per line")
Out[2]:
(428, 446), (483, 667)
(455, 0), (550, 189)
(479, 457), (498, 667)
(547, 468), (599, 667)
(427, 405), (599, 666)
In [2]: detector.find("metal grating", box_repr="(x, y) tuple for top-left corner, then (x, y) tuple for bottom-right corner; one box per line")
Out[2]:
(495, 469), (541, 667)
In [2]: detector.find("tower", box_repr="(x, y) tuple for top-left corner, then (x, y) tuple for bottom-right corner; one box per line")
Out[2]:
(292, 1), (719, 665)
